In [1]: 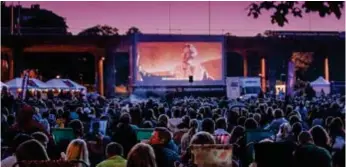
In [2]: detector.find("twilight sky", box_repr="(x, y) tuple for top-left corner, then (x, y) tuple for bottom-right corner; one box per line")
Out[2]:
(15, 1), (346, 36)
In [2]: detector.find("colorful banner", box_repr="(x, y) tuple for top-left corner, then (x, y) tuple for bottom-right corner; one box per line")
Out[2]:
(190, 144), (233, 167)
(286, 61), (295, 96)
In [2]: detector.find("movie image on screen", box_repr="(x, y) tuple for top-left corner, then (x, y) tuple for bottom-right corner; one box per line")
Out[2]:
(136, 42), (222, 85)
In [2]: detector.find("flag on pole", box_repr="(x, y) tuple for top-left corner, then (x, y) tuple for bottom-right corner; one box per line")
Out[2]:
(21, 71), (29, 100)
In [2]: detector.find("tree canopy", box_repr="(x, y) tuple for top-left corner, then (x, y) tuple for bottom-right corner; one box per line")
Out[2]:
(78, 25), (119, 36)
(126, 26), (141, 35)
(1, 3), (68, 35)
(247, 1), (344, 27)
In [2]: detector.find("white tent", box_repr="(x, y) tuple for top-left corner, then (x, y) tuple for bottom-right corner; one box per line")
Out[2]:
(5, 78), (33, 89)
(310, 76), (330, 95)
(30, 78), (50, 89)
(45, 79), (70, 89)
(5, 78), (49, 90)
(46, 78), (86, 91)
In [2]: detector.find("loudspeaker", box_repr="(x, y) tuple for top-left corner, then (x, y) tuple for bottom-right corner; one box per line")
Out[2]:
(189, 75), (193, 83)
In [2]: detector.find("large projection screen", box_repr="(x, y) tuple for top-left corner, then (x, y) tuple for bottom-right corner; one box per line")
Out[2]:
(134, 41), (224, 86)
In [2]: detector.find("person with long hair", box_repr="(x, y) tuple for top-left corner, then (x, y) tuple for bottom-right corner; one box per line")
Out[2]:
(127, 143), (157, 167)
(180, 119), (199, 154)
(65, 139), (90, 166)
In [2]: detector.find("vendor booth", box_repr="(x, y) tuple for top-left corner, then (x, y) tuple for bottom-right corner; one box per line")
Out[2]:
(5, 78), (49, 96)
(310, 76), (330, 95)
(46, 78), (86, 93)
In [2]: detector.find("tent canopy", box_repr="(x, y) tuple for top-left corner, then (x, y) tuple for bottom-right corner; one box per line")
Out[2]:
(46, 79), (70, 89)
(46, 78), (86, 90)
(310, 76), (330, 86)
(5, 78), (49, 89)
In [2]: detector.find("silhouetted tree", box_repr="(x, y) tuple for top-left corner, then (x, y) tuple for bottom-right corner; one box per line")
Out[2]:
(225, 32), (232, 36)
(247, 1), (344, 26)
(1, 3), (68, 35)
(126, 26), (141, 35)
(78, 25), (119, 36)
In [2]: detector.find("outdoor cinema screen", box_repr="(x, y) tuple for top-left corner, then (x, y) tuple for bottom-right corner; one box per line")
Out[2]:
(135, 42), (223, 86)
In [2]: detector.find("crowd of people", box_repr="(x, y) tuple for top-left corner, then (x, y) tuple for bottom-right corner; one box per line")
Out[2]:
(1, 86), (345, 167)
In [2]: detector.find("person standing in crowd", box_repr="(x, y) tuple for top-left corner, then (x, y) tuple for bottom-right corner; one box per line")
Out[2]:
(112, 113), (138, 158)
(96, 142), (127, 167)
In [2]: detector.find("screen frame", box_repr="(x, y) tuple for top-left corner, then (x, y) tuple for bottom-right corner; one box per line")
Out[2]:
(131, 34), (226, 86)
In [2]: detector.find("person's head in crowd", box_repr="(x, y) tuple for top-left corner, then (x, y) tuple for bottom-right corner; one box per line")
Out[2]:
(212, 113), (220, 122)
(289, 115), (301, 125)
(149, 127), (172, 146)
(196, 113), (203, 120)
(31, 132), (49, 149)
(292, 122), (303, 141)
(253, 113), (261, 125)
(244, 118), (258, 130)
(229, 126), (245, 144)
(325, 116), (334, 128)
(66, 139), (90, 165)
(68, 119), (84, 138)
(237, 116), (246, 127)
(7, 114), (15, 126)
(188, 108), (197, 119)
(16, 139), (49, 161)
(91, 121), (100, 133)
(215, 117), (227, 130)
(105, 142), (124, 158)
(142, 120), (154, 128)
(201, 118), (215, 134)
(298, 131), (314, 145)
(312, 118), (324, 127)
(158, 106), (165, 115)
(328, 117), (344, 138)
(189, 119), (199, 130)
(11, 134), (34, 154)
(172, 107), (180, 118)
(274, 109), (284, 119)
(178, 115), (190, 129)
(277, 123), (292, 139)
(16, 105), (35, 125)
(144, 109), (156, 120)
(119, 113), (132, 125)
(309, 125), (330, 148)
(127, 143), (157, 167)
(157, 114), (169, 128)
(190, 131), (216, 145)
(129, 107), (141, 126)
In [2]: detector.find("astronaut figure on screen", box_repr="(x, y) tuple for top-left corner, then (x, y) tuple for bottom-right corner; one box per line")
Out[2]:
(182, 44), (198, 78)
